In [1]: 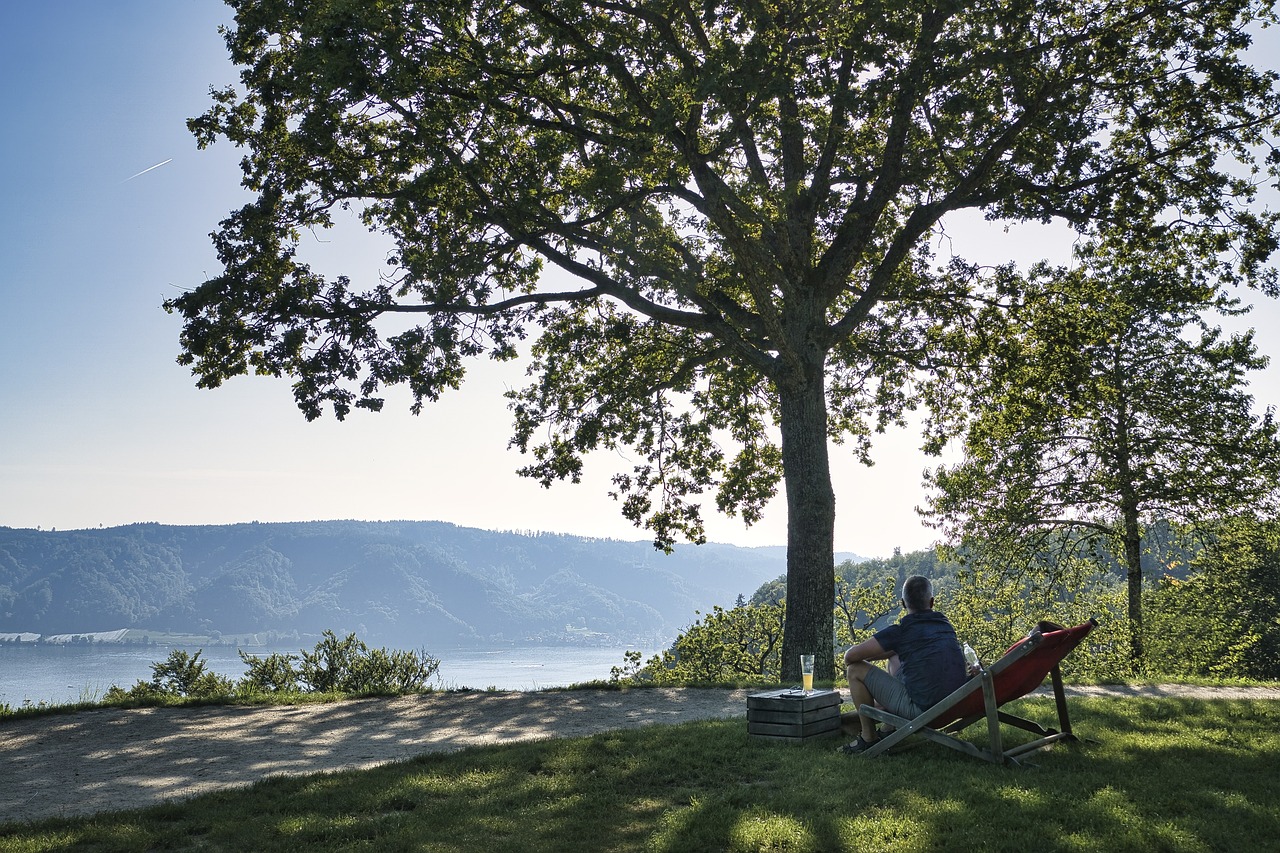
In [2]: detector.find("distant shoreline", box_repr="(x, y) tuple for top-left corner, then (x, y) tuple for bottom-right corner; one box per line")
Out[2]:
(1, 629), (274, 647)
(0, 630), (658, 651)
(0, 643), (644, 709)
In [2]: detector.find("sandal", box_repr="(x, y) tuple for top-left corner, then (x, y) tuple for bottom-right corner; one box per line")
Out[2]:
(838, 734), (880, 755)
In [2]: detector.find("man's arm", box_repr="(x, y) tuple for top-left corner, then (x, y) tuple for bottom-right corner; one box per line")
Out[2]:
(843, 636), (890, 666)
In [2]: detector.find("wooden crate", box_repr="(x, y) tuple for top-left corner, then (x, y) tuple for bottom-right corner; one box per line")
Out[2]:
(747, 688), (843, 743)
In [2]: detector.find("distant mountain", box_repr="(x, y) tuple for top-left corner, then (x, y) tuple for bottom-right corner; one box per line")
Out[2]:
(0, 521), (858, 649)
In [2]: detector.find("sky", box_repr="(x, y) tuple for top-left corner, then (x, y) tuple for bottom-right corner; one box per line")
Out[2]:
(2, 2), (1279, 559)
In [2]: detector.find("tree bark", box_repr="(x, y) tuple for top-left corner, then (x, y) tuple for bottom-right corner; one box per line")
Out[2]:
(1122, 501), (1144, 664)
(1113, 370), (1144, 665)
(778, 372), (837, 682)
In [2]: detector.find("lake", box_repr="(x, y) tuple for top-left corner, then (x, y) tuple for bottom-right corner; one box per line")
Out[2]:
(0, 643), (648, 707)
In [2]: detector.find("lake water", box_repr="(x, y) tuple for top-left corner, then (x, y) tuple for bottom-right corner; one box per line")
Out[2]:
(0, 643), (648, 707)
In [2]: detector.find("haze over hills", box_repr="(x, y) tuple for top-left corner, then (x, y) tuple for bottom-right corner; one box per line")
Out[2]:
(0, 521), (863, 649)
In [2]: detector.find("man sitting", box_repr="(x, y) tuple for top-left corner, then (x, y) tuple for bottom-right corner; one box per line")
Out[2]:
(839, 575), (968, 754)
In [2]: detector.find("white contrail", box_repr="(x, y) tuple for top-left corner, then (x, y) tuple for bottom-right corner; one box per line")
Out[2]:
(122, 158), (173, 182)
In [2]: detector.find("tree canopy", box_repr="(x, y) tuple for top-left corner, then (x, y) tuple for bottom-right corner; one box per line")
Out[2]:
(170, 0), (1280, 678)
(924, 233), (1280, 660)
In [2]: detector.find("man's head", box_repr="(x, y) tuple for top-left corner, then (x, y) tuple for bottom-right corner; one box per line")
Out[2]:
(901, 575), (934, 613)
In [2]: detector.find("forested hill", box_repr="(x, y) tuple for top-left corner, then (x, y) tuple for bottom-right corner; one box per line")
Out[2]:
(0, 521), (850, 649)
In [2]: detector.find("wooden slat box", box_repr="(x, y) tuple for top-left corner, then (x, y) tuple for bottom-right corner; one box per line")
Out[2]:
(747, 688), (843, 743)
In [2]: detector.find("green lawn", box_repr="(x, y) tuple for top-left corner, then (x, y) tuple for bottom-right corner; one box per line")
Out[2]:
(2, 696), (1277, 852)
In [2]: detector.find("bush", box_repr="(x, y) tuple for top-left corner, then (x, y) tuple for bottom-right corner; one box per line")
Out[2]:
(299, 630), (368, 692)
(944, 556), (1131, 680)
(104, 649), (235, 702)
(616, 602), (785, 685)
(617, 552), (1133, 689)
(619, 528), (1280, 687)
(105, 632), (442, 704)
(1145, 517), (1280, 680)
(833, 569), (898, 650)
(263, 630), (440, 695)
(237, 650), (302, 694)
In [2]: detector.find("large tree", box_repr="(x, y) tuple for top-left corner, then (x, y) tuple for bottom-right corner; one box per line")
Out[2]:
(923, 233), (1280, 663)
(169, 0), (1280, 679)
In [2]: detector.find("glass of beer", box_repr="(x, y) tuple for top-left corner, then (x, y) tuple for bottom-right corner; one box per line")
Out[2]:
(800, 654), (814, 692)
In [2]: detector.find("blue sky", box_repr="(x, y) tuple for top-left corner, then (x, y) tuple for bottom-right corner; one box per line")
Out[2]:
(2, 2), (1278, 558)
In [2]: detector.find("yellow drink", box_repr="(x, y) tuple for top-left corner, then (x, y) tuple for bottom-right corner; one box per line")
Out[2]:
(800, 654), (815, 691)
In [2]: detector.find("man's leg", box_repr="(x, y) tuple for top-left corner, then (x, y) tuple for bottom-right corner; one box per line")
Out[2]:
(877, 655), (901, 732)
(845, 658), (918, 747)
(845, 660), (881, 742)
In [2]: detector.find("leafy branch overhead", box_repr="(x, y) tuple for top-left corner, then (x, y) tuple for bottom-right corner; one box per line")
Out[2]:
(168, 0), (1280, 679)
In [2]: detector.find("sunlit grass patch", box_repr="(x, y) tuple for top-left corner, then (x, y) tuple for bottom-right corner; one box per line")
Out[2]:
(2, 698), (1278, 851)
(726, 808), (818, 852)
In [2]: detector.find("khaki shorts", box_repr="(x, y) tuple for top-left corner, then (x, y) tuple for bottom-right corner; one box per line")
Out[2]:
(863, 664), (924, 719)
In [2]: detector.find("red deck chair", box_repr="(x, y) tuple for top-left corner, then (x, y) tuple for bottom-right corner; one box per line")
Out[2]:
(858, 618), (1098, 764)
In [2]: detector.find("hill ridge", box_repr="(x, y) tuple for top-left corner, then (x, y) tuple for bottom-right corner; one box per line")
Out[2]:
(0, 520), (856, 648)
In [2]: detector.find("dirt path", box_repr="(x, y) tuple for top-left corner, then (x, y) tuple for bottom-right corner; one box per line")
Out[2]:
(0, 688), (752, 825)
(2, 684), (1276, 826)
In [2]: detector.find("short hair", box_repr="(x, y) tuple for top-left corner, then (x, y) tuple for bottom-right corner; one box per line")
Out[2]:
(901, 575), (934, 611)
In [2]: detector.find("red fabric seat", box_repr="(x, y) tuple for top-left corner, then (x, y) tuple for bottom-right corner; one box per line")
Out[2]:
(930, 619), (1096, 729)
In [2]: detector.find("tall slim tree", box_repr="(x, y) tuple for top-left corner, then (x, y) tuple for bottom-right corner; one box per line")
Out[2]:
(923, 234), (1280, 662)
(168, 0), (1280, 678)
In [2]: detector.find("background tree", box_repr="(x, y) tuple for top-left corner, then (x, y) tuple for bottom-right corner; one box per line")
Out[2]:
(942, 542), (1132, 678)
(833, 567), (897, 653)
(924, 234), (1280, 663)
(625, 601), (786, 683)
(168, 0), (1280, 679)
(1146, 515), (1280, 679)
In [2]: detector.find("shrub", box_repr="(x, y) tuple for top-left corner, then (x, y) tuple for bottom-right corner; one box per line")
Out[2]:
(104, 632), (442, 703)
(945, 557), (1131, 680)
(1145, 517), (1280, 680)
(104, 649), (235, 701)
(299, 630), (368, 692)
(237, 650), (302, 694)
(617, 602), (785, 685)
(622, 550), (1135, 688)
(279, 631), (440, 695)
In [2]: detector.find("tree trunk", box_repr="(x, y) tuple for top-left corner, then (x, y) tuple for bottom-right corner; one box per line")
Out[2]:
(1121, 502), (1144, 665)
(778, 373), (837, 682)
(1113, 373), (1144, 665)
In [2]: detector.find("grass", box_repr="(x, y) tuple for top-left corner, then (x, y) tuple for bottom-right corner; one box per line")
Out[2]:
(2, 695), (1278, 852)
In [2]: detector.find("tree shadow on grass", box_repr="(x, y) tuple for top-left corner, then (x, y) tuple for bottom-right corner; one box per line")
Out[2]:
(0, 687), (749, 824)
(3, 696), (1277, 851)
